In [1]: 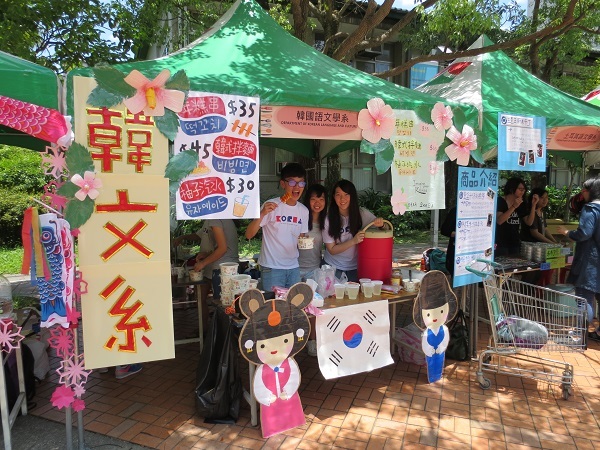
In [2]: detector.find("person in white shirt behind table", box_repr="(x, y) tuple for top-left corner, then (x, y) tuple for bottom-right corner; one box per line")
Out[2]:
(245, 163), (309, 292)
(322, 180), (383, 283)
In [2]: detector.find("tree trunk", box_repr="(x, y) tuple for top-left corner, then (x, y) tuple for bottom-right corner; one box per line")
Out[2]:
(291, 0), (309, 41)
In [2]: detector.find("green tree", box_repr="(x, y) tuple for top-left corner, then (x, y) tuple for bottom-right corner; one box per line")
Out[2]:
(0, 145), (47, 246)
(0, 0), (131, 75)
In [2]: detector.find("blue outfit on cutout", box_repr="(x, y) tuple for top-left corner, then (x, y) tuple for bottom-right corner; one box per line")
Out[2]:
(426, 327), (446, 383)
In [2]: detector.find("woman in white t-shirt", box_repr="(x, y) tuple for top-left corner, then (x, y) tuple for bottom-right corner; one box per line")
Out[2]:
(299, 184), (327, 281)
(322, 180), (383, 282)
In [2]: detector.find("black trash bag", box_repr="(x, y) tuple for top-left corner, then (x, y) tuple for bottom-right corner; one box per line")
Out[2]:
(195, 310), (242, 423)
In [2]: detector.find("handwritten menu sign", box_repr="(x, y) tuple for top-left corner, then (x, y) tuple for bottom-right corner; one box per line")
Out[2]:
(390, 110), (445, 211)
(453, 167), (499, 288)
(174, 92), (260, 220)
(498, 113), (546, 172)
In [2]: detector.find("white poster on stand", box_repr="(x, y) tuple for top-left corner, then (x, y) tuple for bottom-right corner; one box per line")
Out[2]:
(390, 110), (446, 211)
(174, 92), (260, 220)
(453, 167), (499, 287)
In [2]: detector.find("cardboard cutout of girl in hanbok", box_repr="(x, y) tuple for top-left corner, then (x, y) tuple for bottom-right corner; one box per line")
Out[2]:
(412, 270), (458, 383)
(238, 283), (312, 438)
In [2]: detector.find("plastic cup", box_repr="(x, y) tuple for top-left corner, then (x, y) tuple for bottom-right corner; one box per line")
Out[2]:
(346, 283), (360, 300)
(362, 282), (374, 298)
(334, 284), (346, 299)
(220, 262), (239, 275)
(176, 266), (186, 280)
(372, 280), (383, 295)
(359, 278), (371, 289)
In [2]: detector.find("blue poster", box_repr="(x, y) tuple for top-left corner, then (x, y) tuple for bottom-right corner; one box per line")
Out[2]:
(453, 167), (499, 288)
(498, 113), (546, 172)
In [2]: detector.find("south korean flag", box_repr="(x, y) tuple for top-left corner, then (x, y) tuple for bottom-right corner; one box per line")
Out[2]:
(316, 300), (394, 379)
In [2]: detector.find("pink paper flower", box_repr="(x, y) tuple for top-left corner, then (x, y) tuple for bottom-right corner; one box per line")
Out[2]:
(431, 103), (453, 131)
(0, 321), (24, 353)
(391, 189), (409, 216)
(71, 171), (102, 201)
(445, 125), (477, 166)
(51, 385), (75, 409)
(358, 98), (395, 143)
(72, 398), (86, 412)
(123, 69), (185, 116)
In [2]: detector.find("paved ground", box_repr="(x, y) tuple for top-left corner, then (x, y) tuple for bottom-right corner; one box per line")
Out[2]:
(2, 413), (151, 449)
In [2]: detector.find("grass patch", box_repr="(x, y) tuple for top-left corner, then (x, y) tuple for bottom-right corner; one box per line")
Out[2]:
(0, 247), (23, 274)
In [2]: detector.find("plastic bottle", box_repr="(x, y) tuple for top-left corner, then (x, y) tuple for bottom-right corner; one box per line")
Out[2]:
(420, 257), (426, 272)
(391, 268), (402, 286)
(0, 274), (13, 320)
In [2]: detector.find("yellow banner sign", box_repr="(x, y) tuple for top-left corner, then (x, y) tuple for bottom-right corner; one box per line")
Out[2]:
(73, 76), (174, 369)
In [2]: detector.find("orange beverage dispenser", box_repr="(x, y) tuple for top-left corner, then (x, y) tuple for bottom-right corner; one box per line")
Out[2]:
(357, 220), (393, 284)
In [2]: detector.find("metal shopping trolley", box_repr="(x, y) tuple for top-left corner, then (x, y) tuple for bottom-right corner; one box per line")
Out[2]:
(466, 259), (587, 400)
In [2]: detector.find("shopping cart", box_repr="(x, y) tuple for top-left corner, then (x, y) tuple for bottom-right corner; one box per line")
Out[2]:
(466, 259), (587, 400)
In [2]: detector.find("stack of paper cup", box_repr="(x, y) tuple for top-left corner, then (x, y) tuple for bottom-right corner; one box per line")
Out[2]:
(232, 274), (251, 295)
(220, 262), (239, 305)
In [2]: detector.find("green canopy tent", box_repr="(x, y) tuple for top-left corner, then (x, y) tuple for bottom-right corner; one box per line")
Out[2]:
(0, 50), (63, 151)
(66, 0), (477, 158)
(416, 35), (600, 166)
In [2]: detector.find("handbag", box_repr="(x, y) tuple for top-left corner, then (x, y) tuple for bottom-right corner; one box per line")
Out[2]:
(446, 309), (469, 361)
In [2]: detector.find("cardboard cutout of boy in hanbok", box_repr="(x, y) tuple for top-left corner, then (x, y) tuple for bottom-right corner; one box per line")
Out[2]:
(412, 270), (458, 383)
(238, 283), (312, 438)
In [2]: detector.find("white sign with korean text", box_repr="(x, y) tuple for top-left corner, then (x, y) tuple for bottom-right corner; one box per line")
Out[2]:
(174, 92), (260, 220)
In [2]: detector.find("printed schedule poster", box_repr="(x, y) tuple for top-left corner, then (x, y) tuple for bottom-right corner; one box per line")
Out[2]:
(174, 92), (260, 220)
(497, 112), (546, 172)
(453, 167), (499, 288)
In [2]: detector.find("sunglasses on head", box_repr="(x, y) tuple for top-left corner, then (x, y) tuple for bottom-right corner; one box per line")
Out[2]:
(284, 179), (306, 188)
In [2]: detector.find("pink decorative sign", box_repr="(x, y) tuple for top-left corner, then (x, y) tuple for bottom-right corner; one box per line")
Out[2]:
(260, 105), (361, 140)
(546, 126), (600, 151)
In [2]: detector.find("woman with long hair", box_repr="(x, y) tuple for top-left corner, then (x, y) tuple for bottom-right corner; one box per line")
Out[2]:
(521, 188), (557, 244)
(299, 184), (327, 281)
(322, 180), (383, 282)
(495, 177), (536, 256)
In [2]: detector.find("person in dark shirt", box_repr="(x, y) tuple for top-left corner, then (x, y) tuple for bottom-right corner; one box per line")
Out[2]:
(495, 178), (536, 256)
(520, 188), (557, 244)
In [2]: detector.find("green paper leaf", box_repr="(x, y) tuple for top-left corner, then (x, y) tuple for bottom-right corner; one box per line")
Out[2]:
(87, 85), (124, 108)
(165, 150), (198, 183)
(165, 70), (190, 91)
(414, 105), (433, 125)
(451, 106), (467, 130)
(436, 141), (450, 162)
(471, 148), (485, 164)
(57, 181), (79, 197)
(360, 138), (391, 155)
(64, 197), (95, 230)
(155, 110), (180, 141)
(91, 67), (135, 99)
(169, 181), (181, 196)
(374, 145), (395, 174)
(66, 142), (95, 175)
